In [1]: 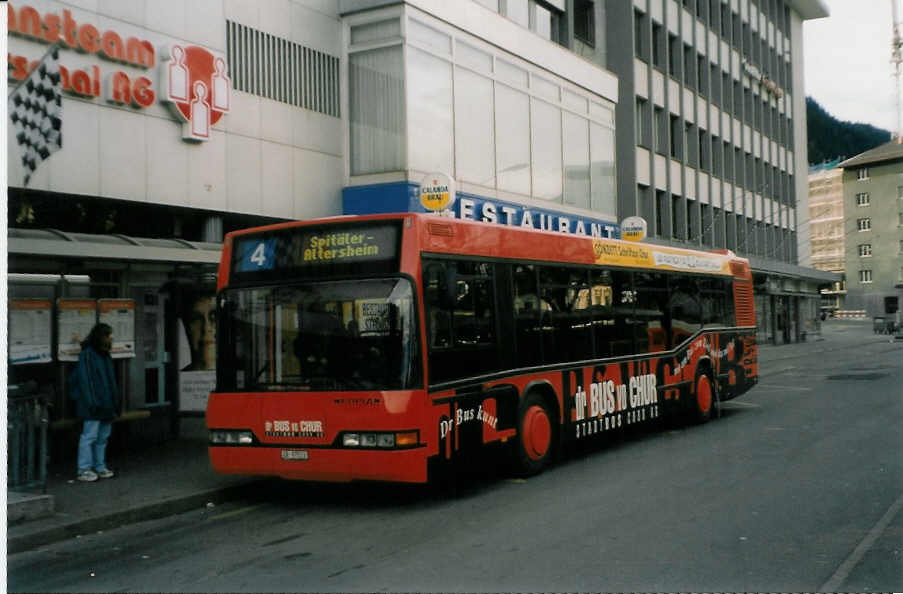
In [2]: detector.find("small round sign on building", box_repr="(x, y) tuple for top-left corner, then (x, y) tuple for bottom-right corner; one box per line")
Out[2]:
(621, 216), (647, 242)
(419, 172), (456, 213)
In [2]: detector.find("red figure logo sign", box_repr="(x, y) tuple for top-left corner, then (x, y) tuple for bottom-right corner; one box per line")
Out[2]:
(160, 44), (230, 142)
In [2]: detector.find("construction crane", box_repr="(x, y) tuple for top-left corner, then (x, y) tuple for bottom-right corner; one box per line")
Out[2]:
(892, 0), (903, 141)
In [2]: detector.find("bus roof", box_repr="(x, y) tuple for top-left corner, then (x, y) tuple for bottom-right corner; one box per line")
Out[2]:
(411, 215), (749, 279)
(222, 213), (751, 281)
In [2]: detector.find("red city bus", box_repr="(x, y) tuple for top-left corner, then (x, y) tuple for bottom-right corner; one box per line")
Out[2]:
(207, 213), (757, 483)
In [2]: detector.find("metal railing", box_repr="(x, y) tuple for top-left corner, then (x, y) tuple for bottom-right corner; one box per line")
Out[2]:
(7, 382), (50, 492)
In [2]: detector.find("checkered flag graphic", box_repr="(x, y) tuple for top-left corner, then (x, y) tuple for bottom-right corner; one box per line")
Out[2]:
(8, 45), (63, 186)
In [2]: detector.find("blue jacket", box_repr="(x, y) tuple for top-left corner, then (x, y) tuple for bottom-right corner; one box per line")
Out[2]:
(69, 347), (122, 420)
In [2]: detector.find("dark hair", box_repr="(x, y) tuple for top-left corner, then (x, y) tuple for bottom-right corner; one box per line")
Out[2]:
(81, 323), (113, 351)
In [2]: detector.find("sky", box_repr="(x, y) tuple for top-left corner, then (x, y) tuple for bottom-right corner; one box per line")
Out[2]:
(803, 0), (900, 133)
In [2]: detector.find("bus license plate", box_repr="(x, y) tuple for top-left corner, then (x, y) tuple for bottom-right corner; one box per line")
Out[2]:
(281, 449), (309, 461)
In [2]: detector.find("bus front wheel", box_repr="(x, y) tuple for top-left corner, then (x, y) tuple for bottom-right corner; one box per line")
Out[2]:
(513, 391), (557, 476)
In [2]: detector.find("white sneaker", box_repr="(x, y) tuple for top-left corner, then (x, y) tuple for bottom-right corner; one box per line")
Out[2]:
(77, 470), (99, 482)
(95, 468), (115, 479)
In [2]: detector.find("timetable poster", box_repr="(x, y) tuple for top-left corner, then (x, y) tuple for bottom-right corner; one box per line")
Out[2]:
(98, 299), (136, 359)
(9, 299), (53, 365)
(57, 299), (97, 361)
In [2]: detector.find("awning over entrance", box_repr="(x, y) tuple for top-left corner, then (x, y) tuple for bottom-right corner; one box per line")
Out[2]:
(746, 255), (841, 285)
(8, 228), (223, 265)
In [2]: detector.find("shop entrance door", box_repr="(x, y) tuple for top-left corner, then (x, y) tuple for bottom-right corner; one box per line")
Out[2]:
(129, 287), (168, 407)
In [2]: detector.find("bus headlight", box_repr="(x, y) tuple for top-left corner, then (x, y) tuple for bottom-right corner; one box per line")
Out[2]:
(210, 430), (254, 445)
(341, 431), (418, 448)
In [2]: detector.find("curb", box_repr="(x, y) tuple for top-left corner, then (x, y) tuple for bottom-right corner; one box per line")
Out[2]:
(7, 480), (262, 554)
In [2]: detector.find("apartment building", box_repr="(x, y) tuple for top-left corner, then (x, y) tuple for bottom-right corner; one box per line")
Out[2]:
(838, 141), (903, 319)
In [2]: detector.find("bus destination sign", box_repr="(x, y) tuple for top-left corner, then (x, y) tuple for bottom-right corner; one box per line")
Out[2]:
(234, 223), (400, 276)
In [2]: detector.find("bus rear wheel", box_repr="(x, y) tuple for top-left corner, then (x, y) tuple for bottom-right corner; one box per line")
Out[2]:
(513, 392), (557, 476)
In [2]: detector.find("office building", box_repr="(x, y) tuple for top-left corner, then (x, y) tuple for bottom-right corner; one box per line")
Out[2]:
(604, 0), (837, 343)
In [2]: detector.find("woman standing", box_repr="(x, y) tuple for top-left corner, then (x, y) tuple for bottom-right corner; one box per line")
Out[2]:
(69, 323), (122, 482)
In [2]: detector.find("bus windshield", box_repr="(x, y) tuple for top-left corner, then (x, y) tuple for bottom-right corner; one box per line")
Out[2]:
(218, 278), (421, 392)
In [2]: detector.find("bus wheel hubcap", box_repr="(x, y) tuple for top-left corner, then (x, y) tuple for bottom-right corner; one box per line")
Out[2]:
(523, 405), (551, 460)
(697, 376), (712, 414)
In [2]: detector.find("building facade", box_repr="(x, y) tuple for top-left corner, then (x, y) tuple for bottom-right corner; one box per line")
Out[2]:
(7, 0), (838, 461)
(838, 141), (903, 320)
(604, 0), (836, 344)
(6, 0), (622, 451)
(807, 161), (845, 313)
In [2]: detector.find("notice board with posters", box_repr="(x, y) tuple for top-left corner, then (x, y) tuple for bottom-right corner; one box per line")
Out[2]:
(57, 299), (97, 361)
(9, 299), (53, 365)
(98, 299), (136, 359)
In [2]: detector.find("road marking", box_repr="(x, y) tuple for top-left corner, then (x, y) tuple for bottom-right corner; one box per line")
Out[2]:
(819, 490), (903, 592)
(756, 384), (814, 392)
(208, 504), (262, 521)
(720, 401), (761, 409)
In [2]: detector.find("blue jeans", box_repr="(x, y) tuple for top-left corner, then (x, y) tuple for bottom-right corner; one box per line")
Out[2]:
(77, 420), (112, 473)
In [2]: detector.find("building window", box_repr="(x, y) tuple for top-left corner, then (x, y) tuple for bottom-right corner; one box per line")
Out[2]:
(668, 34), (680, 78)
(670, 114), (681, 159)
(858, 244), (872, 257)
(711, 135), (721, 177)
(349, 45), (405, 175)
(636, 97), (649, 146)
(655, 190), (666, 236)
(685, 122), (696, 166)
(654, 107), (666, 154)
(898, 185), (903, 200)
(683, 45), (695, 89)
(686, 200), (695, 241)
(859, 270), (873, 284)
(634, 10), (647, 60)
(563, 111), (590, 208)
(506, 0), (529, 27)
(652, 23), (664, 69)
(672, 195), (682, 239)
(697, 54), (706, 94)
(857, 167), (869, 180)
(900, 239), (903, 254)
(857, 218), (871, 231)
(856, 192), (870, 206)
(533, 3), (552, 40)
(574, 0), (595, 46)
(531, 98), (563, 200)
(709, 64), (720, 106)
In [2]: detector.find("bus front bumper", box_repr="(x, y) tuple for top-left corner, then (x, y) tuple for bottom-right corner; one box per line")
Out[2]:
(208, 445), (430, 484)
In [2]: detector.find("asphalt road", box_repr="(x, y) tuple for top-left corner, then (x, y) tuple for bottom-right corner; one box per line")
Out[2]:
(9, 332), (903, 592)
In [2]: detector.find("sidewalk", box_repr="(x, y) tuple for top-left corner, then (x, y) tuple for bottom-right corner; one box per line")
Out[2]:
(7, 320), (895, 554)
(756, 318), (895, 366)
(7, 418), (259, 554)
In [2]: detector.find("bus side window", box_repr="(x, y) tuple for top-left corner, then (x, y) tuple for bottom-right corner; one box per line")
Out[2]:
(668, 276), (702, 346)
(513, 265), (543, 367)
(424, 263), (452, 349)
(633, 272), (668, 353)
(700, 277), (733, 328)
(539, 267), (593, 364)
